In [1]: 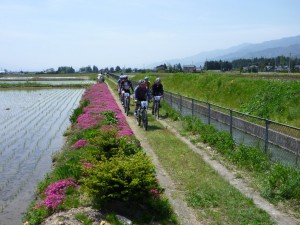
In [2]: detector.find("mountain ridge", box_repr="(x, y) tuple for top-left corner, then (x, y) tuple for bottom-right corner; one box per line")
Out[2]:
(149, 34), (300, 67)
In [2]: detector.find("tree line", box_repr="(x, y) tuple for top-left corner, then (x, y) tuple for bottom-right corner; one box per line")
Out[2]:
(204, 56), (300, 72)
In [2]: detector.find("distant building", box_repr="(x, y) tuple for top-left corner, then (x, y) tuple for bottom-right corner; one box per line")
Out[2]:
(264, 66), (274, 72)
(294, 65), (300, 71)
(155, 64), (166, 72)
(242, 65), (258, 73)
(275, 66), (289, 72)
(183, 65), (196, 73)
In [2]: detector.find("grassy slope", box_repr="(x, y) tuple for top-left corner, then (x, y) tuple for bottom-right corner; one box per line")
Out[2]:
(133, 72), (300, 127)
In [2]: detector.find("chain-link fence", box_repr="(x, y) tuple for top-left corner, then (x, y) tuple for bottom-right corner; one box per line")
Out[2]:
(164, 91), (300, 167)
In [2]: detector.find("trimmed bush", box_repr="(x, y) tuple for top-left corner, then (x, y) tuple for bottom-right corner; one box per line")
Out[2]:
(80, 152), (158, 203)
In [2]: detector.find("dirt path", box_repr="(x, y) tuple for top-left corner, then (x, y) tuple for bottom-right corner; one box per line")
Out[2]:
(107, 82), (300, 225)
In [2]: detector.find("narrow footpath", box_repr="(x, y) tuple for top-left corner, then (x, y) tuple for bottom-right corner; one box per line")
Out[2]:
(107, 81), (300, 225)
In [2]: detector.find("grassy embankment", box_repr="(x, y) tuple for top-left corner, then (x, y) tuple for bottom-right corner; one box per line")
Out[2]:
(132, 71), (300, 127)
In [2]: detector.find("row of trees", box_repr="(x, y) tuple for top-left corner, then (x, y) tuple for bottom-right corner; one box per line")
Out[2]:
(40, 63), (185, 75)
(41, 65), (142, 74)
(48, 66), (99, 74)
(204, 56), (300, 72)
(204, 61), (232, 71)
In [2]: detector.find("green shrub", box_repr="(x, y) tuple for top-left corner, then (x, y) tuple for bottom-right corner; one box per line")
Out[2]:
(88, 130), (141, 160)
(262, 163), (300, 200)
(23, 203), (49, 225)
(76, 128), (101, 141)
(230, 145), (271, 172)
(164, 102), (182, 121)
(183, 116), (203, 134)
(212, 131), (235, 154)
(70, 99), (89, 123)
(102, 110), (118, 125)
(80, 152), (158, 203)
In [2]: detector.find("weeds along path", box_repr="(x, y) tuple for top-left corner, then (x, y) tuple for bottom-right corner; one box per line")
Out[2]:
(106, 80), (299, 225)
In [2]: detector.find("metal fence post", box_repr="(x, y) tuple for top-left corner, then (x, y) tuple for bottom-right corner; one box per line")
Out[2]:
(192, 98), (194, 117)
(264, 119), (269, 153)
(208, 103), (211, 125)
(230, 110), (233, 136)
(180, 95), (182, 114)
(296, 141), (299, 166)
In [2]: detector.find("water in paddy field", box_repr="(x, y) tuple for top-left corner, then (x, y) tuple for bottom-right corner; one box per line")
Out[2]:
(0, 80), (96, 85)
(0, 88), (85, 225)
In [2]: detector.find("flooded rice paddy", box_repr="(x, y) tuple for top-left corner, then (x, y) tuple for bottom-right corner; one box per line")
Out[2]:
(0, 80), (96, 85)
(0, 88), (85, 225)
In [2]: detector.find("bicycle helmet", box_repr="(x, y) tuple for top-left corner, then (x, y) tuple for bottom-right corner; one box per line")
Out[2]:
(144, 77), (148, 81)
(155, 77), (161, 83)
(139, 80), (146, 85)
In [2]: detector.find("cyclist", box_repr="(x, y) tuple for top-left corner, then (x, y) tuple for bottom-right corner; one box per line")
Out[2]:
(120, 75), (134, 108)
(117, 73), (123, 92)
(117, 74), (124, 96)
(134, 80), (151, 115)
(151, 77), (164, 115)
(144, 77), (151, 91)
(97, 73), (104, 83)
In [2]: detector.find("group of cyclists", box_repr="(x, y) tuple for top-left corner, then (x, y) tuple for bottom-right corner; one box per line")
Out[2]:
(117, 74), (164, 116)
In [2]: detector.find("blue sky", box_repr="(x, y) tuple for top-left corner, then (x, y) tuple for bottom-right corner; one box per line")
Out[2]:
(1, 0), (299, 71)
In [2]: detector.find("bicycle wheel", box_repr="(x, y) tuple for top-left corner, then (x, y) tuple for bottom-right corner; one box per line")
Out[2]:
(124, 98), (129, 116)
(123, 97), (127, 112)
(154, 101), (159, 119)
(136, 110), (141, 126)
(156, 101), (160, 119)
(142, 109), (148, 131)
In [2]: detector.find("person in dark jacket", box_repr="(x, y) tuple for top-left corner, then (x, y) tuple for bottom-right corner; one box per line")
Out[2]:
(120, 75), (134, 108)
(134, 80), (151, 115)
(151, 77), (164, 114)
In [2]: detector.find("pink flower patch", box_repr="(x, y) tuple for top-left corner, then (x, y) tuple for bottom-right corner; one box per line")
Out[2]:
(35, 178), (78, 209)
(72, 139), (88, 149)
(77, 84), (134, 137)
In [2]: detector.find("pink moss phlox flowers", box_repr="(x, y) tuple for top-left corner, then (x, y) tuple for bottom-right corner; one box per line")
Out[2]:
(150, 188), (160, 198)
(78, 84), (133, 136)
(72, 139), (88, 149)
(36, 178), (77, 209)
(80, 159), (93, 169)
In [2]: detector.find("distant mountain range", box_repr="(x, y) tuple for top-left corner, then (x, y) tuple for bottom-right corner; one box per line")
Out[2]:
(149, 35), (300, 67)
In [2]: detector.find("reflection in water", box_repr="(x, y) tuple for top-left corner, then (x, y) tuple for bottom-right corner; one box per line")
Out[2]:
(0, 88), (85, 225)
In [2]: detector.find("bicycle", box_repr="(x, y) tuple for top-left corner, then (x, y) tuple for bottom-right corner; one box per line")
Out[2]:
(153, 95), (162, 119)
(135, 100), (148, 130)
(123, 92), (130, 116)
